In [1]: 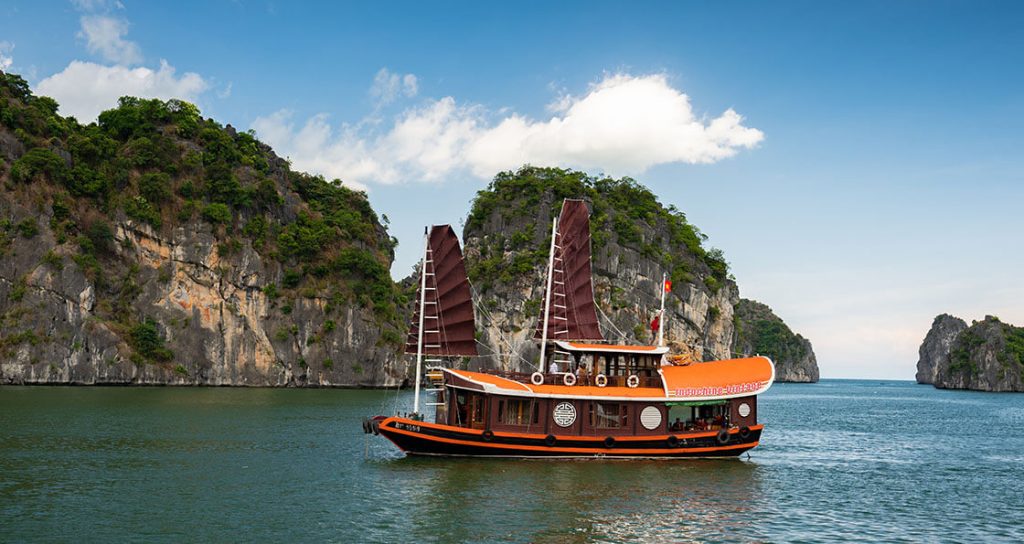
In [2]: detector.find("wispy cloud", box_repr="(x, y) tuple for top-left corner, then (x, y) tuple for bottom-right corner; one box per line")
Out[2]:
(78, 14), (142, 65)
(28, 1), (210, 121)
(0, 41), (13, 71)
(252, 72), (764, 189)
(369, 68), (418, 107)
(70, 0), (124, 11)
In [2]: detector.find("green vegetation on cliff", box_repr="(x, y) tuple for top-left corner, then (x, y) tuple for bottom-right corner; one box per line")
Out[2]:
(0, 70), (405, 367)
(465, 166), (729, 293)
(733, 298), (817, 381)
(947, 316), (1024, 382)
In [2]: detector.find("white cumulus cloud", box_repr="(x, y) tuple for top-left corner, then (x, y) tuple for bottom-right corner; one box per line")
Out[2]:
(36, 60), (208, 121)
(78, 15), (142, 65)
(252, 73), (764, 188)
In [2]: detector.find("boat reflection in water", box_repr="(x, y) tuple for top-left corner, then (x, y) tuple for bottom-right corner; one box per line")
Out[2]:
(382, 456), (766, 543)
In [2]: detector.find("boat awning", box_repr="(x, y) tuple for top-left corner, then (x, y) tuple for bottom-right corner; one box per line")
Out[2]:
(659, 356), (775, 401)
(553, 341), (670, 355)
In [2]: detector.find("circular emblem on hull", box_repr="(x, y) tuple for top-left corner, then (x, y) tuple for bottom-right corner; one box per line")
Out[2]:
(738, 402), (751, 418)
(553, 402), (577, 427)
(639, 406), (662, 430)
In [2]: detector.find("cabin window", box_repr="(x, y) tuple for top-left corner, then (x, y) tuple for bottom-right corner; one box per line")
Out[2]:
(667, 404), (730, 431)
(590, 402), (627, 429)
(498, 398), (538, 426)
(470, 394), (487, 428)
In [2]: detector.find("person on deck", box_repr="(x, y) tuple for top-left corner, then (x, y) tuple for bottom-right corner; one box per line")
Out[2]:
(576, 362), (588, 385)
(548, 360), (559, 374)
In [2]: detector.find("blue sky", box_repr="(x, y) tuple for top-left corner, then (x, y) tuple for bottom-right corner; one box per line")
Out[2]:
(2, 1), (1022, 379)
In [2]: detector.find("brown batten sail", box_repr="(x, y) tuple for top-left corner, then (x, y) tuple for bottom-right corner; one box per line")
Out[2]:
(406, 225), (478, 356)
(535, 199), (604, 342)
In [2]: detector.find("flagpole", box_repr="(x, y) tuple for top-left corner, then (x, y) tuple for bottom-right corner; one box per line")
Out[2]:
(657, 272), (666, 347)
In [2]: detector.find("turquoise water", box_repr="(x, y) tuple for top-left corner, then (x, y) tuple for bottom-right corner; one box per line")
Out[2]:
(1, 380), (1022, 543)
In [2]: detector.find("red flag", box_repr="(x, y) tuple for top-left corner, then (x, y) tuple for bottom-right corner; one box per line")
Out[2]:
(650, 314), (660, 333)
(664, 279), (672, 292)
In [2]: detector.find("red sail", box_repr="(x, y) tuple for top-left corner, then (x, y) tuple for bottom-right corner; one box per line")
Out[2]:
(406, 225), (478, 356)
(535, 199), (604, 342)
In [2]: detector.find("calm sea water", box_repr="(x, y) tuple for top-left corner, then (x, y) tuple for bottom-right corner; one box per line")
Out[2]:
(1, 380), (1022, 543)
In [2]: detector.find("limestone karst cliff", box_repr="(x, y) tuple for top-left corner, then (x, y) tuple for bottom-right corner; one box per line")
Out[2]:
(459, 167), (818, 381)
(1, 70), (818, 387)
(0, 71), (408, 386)
(915, 314), (968, 385)
(733, 298), (818, 382)
(917, 314), (1024, 392)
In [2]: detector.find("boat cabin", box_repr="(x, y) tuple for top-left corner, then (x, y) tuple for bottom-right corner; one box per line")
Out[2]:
(428, 345), (770, 440)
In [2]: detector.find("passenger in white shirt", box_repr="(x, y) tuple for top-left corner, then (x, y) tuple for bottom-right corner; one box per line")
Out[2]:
(548, 361), (559, 374)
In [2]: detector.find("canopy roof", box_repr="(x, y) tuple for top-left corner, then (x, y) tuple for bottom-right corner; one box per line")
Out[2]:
(554, 341), (669, 355)
(442, 356), (775, 402)
(659, 356), (775, 400)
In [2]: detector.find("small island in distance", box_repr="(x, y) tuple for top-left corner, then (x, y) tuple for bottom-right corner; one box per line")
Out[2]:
(917, 314), (1024, 392)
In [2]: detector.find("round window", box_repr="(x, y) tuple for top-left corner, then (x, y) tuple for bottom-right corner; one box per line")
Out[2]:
(639, 406), (662, 430)
(738, 403), (751, 418)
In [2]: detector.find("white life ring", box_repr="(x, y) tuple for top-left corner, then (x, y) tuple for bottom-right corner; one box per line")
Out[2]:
(595, 374), (608, 388)
(530, 372), (545, 385)
(626, 375), (640, 388)
(563, 373), (577, 386)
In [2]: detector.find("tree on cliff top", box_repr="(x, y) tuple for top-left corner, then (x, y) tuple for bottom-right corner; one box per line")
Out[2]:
(464, 165), (729, 293)
(0, 70), (406, 351)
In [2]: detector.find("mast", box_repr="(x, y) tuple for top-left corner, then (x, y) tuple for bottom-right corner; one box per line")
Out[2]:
(538, 216), (558, 373)
(413, 226), (429, 416)
(658, 271), (667, 347)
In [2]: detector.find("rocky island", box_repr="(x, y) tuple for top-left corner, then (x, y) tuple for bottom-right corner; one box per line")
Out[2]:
(916, 314), (1024, 392)
(0, 70), (817, 386)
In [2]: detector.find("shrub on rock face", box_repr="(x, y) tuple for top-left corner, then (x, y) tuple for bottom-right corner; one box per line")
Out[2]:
(129, 318), (173, 362)
(139, 172), (172, 204)
(202, 202), (232, 224)
(11, 148), (67, 185)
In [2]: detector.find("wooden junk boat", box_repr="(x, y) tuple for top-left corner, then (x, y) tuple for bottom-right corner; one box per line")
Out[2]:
(364, 199), (775, 458)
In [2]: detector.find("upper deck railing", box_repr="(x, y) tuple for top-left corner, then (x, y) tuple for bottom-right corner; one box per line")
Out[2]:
(485, 370), (664, 390)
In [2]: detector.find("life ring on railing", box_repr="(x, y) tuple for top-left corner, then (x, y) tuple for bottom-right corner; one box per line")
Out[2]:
(482, 429), (494, 442)
(716, 429), (730, 445)
(739, 426), (751, 440)
(563, 373), (577, 386)
(667, 435), (680, 448)
(603, 436), (616, 448)
(530, 372), (545, 385)
(595, 374), (608, 388)
(626, 375), (640, 388)
(544, 434), (557, 447)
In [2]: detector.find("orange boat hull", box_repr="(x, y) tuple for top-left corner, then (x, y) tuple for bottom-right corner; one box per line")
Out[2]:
(369, 417), (763, 459)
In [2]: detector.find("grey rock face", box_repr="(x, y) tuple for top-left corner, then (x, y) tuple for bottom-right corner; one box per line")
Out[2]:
(915, 314), (967, 384)
(0, 163), (405, 389)
(931, 316), (1024, 392)
(732, 298), (819, 383)
(463, 194), (740, 372)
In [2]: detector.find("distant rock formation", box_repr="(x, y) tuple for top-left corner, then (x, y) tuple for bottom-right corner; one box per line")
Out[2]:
(916, 314), (1024, 392)
(915, 314), (967, 384)
(732, 299), (819, 382)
